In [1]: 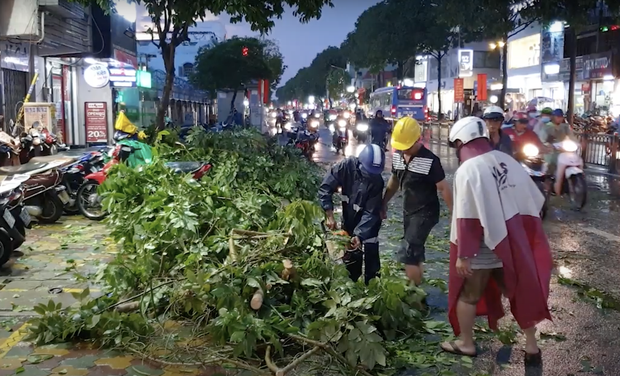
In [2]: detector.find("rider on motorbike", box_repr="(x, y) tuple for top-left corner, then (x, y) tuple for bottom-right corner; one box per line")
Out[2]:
(538, 109), (578, 195)
(370, 110), (390, 150)
(482, 106), (513, 156)
(504, 116), (544, 161)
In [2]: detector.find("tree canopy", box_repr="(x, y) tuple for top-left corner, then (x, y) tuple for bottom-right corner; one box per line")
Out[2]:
(191, 37), (285, 94)
(70, 0), (332, 127)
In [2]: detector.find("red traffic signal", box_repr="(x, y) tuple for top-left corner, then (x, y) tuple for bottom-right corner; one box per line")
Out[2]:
(242, 46), (249, 56)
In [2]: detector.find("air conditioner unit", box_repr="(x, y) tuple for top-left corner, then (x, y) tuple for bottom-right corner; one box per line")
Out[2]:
(38, 0), (87, 19)
(0, 0), (40, 39)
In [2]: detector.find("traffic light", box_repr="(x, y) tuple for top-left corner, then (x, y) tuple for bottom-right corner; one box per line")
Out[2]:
(601, 25), (620, 32)
(242, 46), (249, 56)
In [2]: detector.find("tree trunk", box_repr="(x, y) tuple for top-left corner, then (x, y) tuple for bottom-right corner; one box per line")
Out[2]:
(567, 28), (577, 126)
(396, 62), (404, 81)
(499, 35), (508, 110)
(156, 42), (176, 131)
(436, 54), (442, 120)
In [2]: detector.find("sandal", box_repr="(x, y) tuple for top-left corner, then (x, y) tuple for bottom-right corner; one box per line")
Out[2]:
(440, 341), (477, 357)
(524, 349), (542, 367)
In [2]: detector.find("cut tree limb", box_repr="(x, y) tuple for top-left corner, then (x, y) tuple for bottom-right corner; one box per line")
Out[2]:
(265, 345), (321, 376)
(250, 288), (264, 310)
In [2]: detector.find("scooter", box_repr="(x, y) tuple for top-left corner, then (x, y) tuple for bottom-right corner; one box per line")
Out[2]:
(61, 149), (110, 214)
(553, 139), (587, 210)
(354, 121), (369, 143)
(329, 119), (348, 155)
(519, 143), (549, 219)
(286, 125), (316, 159)
(0, 176), (31, 264)
(0, 160), (70, 224)
(77, 143), (211, 220)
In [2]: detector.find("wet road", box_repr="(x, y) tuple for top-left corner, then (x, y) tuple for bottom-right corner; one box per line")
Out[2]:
(0, 126), (619, 375)
(308, 126), (620, 375)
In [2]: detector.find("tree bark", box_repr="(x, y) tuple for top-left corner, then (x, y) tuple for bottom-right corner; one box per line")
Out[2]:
(567, 28), (577, 126)
(436, 54), (443, 120)
(156, 42), (176, 131)
(229, 88), (239, 123)
(499, 35), (508, 110)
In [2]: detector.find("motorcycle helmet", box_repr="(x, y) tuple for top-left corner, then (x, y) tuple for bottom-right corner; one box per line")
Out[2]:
(357, 144), (385, 175)
(449, 116), (489, 147)
(482, 105), (504, 121)
(391, 117), (421, 150)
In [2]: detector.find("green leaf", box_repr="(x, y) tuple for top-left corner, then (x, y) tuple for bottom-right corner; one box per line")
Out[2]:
(300, 278), (322, 287)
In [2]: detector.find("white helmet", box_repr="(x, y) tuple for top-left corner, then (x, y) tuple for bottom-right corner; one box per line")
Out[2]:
(449, 116), (489, 146)
(482, 105), (504, 120)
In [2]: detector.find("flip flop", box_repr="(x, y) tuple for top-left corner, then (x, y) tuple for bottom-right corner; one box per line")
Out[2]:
(440, 341), (477, 357)
(524, 349), (542, 367)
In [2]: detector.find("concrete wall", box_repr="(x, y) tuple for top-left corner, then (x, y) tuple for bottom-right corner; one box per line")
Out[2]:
(0, 0), (39, 38)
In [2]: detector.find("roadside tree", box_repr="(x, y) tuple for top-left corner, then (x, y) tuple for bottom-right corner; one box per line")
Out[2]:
(191, 37), (285, 113)
(70, 0), (332, 129)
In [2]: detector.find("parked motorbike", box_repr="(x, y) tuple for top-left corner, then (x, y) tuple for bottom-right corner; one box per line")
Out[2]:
(0, 160), (70, 224)
(61, 150), (110, 214)
(329, 119), (348, 155)
(77, 143), (211, 220)
(286, 125), (316, 159)
(0, 177), (31, 259)
(519, 143), (549, 219)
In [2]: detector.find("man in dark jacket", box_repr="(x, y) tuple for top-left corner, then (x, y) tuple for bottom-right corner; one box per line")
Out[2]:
(319, 144), (386, 284)
(370, 110), (390, 150)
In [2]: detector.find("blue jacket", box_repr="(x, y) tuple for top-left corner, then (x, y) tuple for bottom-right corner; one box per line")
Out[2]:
(490, 130), (513, 156)
(318, 157), (384, 241)
(370, 118), (389, 145)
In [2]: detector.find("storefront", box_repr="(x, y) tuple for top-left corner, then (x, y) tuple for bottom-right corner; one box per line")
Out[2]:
(0, 41), (32, 131)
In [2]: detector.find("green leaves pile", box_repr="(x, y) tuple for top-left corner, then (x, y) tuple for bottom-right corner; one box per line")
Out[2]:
(28, 129), (432, 374)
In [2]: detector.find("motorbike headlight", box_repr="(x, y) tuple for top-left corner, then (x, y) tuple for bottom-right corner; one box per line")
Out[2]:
(329, 124), (335, 133)
(271, 112), (276, 118)
(562, 140), (578, 152)
(310, 121), (319, 128)
(329, 115), (337, 121)
(284, 122), (292, 130)
(356, 123), (368, 132)
(523, 144), (539, 157)
(314, 113), (320, 118)
(302, 113), (308, 119)
(338, 120), (346, 127)
(343, 112), (350, 119)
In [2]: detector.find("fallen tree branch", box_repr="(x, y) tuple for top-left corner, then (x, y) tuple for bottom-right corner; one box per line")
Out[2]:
(265, 344), (322, 376)
(228, 235), (238, 262)
(107, 280), (178, 312)
(126, 345), (269, 375)
(289, 334), (373, 376)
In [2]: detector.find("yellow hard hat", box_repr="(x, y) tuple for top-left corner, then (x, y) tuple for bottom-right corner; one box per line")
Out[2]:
(391, 117), (421, 150)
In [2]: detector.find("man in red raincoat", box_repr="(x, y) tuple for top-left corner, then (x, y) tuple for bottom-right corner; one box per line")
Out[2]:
(440, 116), (553, 367)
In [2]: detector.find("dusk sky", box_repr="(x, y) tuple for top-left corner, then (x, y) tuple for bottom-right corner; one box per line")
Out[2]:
(222, 1), (379, 83)
(135, 1), (379, 84)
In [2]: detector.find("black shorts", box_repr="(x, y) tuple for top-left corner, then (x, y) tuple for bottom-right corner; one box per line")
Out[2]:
(398, 215), (439, 266)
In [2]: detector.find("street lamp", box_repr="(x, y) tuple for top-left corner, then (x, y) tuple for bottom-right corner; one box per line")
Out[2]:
(308, 95), (315, 104)
(489, 41), (505, 50)
(346, 86), (355, 93)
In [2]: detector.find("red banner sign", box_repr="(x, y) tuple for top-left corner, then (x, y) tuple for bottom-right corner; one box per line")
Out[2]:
(454, 78), (464, 103)
(113, 49), (138, 68)
(258, 79), (270, 104)
(477, 74), (488, 101)
(84, 102), (108, 143)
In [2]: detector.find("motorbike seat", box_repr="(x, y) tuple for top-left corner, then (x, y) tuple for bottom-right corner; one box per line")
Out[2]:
(0, 162), (51, 175)
(29, 156), (77, 165)
(165, 161), (207, 174)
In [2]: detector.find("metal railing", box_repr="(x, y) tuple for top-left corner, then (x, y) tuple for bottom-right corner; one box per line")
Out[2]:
(421, 122), (620, 174)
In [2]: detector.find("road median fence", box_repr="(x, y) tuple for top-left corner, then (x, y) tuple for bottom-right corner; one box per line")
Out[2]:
(420, 122), (620, 175)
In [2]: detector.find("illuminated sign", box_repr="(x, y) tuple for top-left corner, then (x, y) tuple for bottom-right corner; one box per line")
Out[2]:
(458, 49), (474, 77)
(83, 64), (110, 88)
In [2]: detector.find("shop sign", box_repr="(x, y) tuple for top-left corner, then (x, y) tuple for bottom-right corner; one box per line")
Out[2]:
(0, 41), (29, 72)
(583, 53), (612, 79)
(454, 78), (464, 103)
(113, 49), (138, 69)
(458, 49), (473, 77)
(84, 64), (110, 88)
(137, 70), (152, 88)
(23, 103), (54, 133)
(477, 74), (488, 101)
(84, 102), (108, 143)
(541, 26), (564, 65)
(109, 66), (137, 88)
